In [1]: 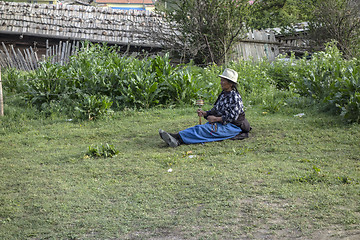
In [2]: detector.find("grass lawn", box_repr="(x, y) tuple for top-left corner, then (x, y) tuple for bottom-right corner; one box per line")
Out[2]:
(1, 105), (359, 239)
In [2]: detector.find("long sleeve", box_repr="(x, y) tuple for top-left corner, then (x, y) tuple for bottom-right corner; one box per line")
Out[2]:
(205, 90), (244, 125)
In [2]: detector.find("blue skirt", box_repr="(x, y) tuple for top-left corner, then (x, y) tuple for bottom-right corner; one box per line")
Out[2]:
(179, 122), (242, 144)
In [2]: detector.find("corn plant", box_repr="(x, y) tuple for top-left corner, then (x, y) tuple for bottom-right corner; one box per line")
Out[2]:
(2, 41), (359, 122)
(159, 68), (200, 105)
(290, 42), (360, 122)
(1, 68), (27, 93)
(75, 95), (113, 120)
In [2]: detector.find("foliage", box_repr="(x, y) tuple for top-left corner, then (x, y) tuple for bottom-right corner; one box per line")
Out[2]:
(87, 143), (119, 158)
(1, 43), (208, 119)
(75, 95), (113, 120)
(155, 0), (253, 65)
(0, 68), (27, 93)
(289, 43), (360, 123)
(266, 54), (298, 90)
(248, 0), (360, 59)
(307, 0), (360, 58)
(229, 60), (276, 106)
(245, 0), (318, 30)
(1, 42), (359, 122)
(249, 0), (295, 29)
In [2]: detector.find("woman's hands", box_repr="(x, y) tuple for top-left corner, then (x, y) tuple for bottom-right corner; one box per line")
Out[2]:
(197, 109), (222, 123)
(207, 115), (222, 123)
(197, 109), (207, 117)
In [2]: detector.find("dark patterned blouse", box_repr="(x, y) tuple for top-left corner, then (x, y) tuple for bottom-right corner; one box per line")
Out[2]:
(206, 90), (244, 125)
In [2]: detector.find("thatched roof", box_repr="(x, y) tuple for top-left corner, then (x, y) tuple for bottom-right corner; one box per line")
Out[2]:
(0, 1), (166, 48)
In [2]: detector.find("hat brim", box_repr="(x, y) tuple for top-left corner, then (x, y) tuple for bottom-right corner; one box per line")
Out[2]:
(219, 75), (238, 84)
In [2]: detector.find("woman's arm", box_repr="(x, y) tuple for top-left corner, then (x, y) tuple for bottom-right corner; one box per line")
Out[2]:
(207, 115), (222, 123)
(198, 109), (222, 123)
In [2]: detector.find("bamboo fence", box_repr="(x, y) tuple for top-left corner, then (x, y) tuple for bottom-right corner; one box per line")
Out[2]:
(0, 67), (3, 116)
(0, 40), (81, 70)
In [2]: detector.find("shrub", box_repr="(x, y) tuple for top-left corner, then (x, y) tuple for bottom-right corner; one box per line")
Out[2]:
(75, 95), (113, 120)
(290, 42), (360, 123)
(87, 143), (119, 158)
(1, 42), (359, 123)
(266, 54), (298, 90)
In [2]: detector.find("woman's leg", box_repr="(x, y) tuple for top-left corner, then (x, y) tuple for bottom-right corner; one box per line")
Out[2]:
(179, 123), (242, 144)
(159, 129), (180, 147)
(170, 133), (184, 144)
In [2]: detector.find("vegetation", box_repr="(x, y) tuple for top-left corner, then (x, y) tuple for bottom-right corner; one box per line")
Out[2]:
(0, 104), (359, 239)
(1, 41), (359, 238)
(155, 0), (360, 61)
(2, 42), (359, 123)
(249, 0), (360, 58)
(86, 143), (120, 158)
(247, 0), (313, 29)
(307, 0), (360, 58)
(155, 0), (253, 65)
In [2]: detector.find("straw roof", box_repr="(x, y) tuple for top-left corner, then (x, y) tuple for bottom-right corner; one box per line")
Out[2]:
(0, 1), (167, 48)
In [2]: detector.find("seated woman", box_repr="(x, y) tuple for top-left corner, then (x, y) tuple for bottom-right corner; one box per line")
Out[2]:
(159, 68), (251, 147)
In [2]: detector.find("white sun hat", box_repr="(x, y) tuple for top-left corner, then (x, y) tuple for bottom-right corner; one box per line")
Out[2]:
(219, 68), (238, 84)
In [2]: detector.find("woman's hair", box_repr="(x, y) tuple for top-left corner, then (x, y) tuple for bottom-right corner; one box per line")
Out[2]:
(214, 80), (239, 105)
(228, 80), (239, 93)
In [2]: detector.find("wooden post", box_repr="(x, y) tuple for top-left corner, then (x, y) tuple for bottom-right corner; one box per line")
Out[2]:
(0, 67), (3, 116)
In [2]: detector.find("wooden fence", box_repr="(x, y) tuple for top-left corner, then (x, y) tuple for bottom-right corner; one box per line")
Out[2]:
(231, 30), (280, 62)
(0, 67), (3, 116)
(0, 40), (82, 70)
(0, 42), (39, 71)
(1, 30), (280, 71)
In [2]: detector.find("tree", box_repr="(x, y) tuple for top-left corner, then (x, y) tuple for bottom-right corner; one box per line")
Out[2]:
(247, 0), (317, 30)
(307, 0), (360, 58)
(247, 0), (360, 58)
(155, 0), (254, 65)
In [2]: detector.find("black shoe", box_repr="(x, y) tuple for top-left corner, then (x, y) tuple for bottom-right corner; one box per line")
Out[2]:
(159, 129), (180, 147)
(230, 132), (249, 140)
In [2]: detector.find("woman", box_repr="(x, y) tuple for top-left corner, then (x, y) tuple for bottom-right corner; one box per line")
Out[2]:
(159, 68), (251, 147)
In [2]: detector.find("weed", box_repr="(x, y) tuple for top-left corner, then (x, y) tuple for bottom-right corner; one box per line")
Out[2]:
(338, 175), (353, 184)
(75, 95), (113, 120)
(86, 143), (119, 158)
(291, 165), (330, 184)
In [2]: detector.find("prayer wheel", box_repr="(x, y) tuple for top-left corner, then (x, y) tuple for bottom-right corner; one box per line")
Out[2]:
(196, 99), (204, 124)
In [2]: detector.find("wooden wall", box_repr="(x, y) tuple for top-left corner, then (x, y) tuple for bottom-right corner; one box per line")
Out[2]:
(231, 30), (280, 62)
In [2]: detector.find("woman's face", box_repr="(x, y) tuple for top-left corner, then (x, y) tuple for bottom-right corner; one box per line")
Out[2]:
(220, 78), (233, 92)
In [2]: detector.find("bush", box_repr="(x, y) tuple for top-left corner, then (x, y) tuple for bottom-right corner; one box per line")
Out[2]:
(266, 54), (299, 90)
(86, 143), (119, 158)
(1, 43), (209, 119)
(290, 43), (360, 123)
(1, 42), (359, 123)
(75, 95), (113, 120)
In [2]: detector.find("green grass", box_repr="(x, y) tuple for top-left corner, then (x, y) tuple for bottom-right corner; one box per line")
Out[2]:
(0, 105), (359, 239)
